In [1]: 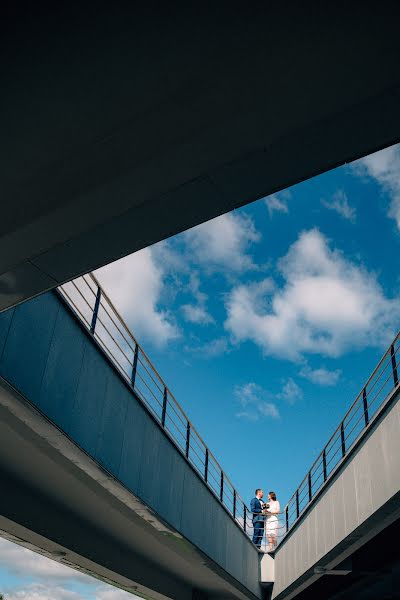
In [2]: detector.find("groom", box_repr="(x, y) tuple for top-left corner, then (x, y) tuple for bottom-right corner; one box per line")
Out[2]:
(250, 488), (265, 548)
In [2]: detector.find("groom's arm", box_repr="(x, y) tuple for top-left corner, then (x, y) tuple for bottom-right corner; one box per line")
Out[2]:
(250, 498), (261, 515)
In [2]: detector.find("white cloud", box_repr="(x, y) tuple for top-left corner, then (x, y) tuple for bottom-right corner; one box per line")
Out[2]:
(0, 539), (83, 580)
(234, 383), (280, 421)
(265, 194), (289, 217)
(352, 144), (400, 228)
(181, 304), (214, 325)
(299, 365), (341, 386)
(181, 273), (214, 325)
(186, 337), (229, 358)
(4, 583), (81, 600)
(321, 190), (356, 222)
(0, 540), (141, 600)
(95, 586), (134, 599)
(95, 247), (179, 347)
(225, 229), (399, 360)
(185, 212), (261, 273)
(277, 378), (303, 404)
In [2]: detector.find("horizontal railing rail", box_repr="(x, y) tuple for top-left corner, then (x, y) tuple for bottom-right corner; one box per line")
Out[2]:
(284, 331), (400, 534)
(58, 273), (400, 551)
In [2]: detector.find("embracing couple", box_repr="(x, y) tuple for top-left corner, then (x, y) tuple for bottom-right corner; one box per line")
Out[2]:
(250, 489), (280, 551)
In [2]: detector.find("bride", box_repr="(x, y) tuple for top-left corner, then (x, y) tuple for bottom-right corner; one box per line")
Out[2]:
(265, 491), (280, 551)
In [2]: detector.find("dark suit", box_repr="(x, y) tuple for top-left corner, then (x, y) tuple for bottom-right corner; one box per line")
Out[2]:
(250, 496), (265, 548)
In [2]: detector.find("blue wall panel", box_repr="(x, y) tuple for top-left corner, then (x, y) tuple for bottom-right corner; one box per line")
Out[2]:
(95, 376), (128, 474)
(0, 294), (59, 403)
(156, 442), (185, 531)
(138, 422), (185, 530)
(68, 342), (107, 457)
(0, 307), (14, 361)
(38, 307), (85, 431)
(118, 395), (147, 494)
(181, 467), (220, 557)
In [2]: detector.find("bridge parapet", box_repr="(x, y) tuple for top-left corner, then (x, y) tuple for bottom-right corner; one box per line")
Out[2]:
(271, 350), (400, 599)
(0, 281), (263, 600)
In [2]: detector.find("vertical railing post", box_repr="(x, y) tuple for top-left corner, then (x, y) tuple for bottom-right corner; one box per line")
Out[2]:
(243, 505), (247, 533)
(233, 490), (237, 520)
(308, 472), (312, 503)
(340, 422), (346, 457)
(220, 471), (224, 502)
(363, 387), (369, 428)
(131, 343), (139, 389)
(285, 506), (289, 532)
(323, 449), (327, 482)
(186, 422), (190, 458)
(161, 386), (168, 427)
(296, 490), (299, 519)
(204, 449), (209, 482)
(391, 344), (399, 387)
(90, 286), (102, 334)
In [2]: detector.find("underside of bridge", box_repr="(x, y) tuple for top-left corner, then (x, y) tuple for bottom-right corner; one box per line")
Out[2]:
(1, 3), (400, 310)
(294, 513), (400, 600)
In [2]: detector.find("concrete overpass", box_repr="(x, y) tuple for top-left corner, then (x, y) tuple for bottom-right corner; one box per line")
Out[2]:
(2, 4), (400, 310)
(0, 274), (399, 599)
(0, 279), (269, 600)
(271, 348), (400, 600)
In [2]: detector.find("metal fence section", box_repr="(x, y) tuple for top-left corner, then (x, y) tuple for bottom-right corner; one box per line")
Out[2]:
(58, 273), (400, 550)
(284, 332), (400, 533)
(57, 274), (256, 541)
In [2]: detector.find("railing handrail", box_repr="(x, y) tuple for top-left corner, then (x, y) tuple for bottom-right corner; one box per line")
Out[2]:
(284, 332), (400, 513)
(59, 274), (252, 529)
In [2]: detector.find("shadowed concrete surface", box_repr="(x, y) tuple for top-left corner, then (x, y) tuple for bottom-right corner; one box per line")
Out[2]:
(1, 4), (400, 309)
(271, 385), (400, 600)
(0, 292), (268, 600)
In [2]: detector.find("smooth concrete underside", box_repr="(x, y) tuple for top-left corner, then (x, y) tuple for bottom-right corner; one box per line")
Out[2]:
(1, 4), (400, 310)
(0, 377), (261, 600)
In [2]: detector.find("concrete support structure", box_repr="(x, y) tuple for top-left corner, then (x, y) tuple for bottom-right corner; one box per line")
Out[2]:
(1, 5), (400, 310)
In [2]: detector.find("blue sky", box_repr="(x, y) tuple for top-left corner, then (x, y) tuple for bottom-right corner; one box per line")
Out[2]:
(1, 143), (400, 598)
(95, 142), (400, 508)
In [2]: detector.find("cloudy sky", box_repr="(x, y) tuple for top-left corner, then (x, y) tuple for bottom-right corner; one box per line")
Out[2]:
(1, 144), (400, 598)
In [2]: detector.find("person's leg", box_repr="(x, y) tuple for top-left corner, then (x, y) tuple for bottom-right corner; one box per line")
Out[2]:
(257, 521), (265, 548)
(252, 521), (259, 545)
(253, 521), (263, 548)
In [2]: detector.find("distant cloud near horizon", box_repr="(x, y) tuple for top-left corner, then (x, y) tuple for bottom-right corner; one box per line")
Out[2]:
(0, 538), (138, 600)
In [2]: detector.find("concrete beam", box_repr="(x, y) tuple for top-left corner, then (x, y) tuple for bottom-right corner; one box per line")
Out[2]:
(1, 4), (400, 309)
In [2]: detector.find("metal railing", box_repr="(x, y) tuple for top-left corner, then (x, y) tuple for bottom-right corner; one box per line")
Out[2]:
(284, 331), (400, 534)
(57, 274), (258, 544)
(58, 273), (400, 552)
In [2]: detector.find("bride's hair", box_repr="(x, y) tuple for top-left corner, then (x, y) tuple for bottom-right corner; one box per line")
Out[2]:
(269, 491), (277, 501)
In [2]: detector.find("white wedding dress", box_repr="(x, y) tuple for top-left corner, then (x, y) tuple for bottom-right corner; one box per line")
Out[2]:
(265, 500), (280, 536)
